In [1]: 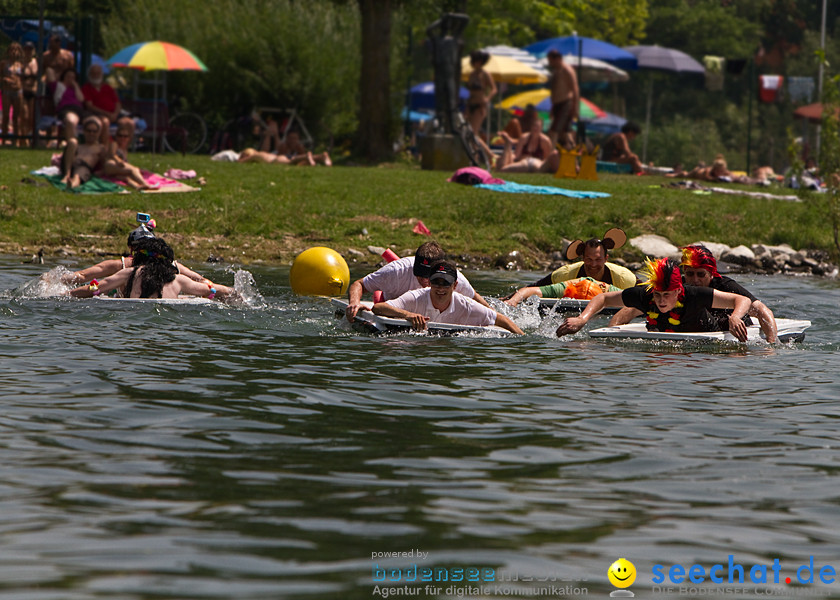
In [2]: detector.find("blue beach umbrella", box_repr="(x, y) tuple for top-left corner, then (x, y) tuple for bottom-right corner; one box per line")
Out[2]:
(524, 35), (638, 71)
(409, 81), (469, 112)
(578, 111), (627, 135)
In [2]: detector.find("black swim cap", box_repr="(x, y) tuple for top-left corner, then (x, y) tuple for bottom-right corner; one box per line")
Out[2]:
(128, 225), (155, 248)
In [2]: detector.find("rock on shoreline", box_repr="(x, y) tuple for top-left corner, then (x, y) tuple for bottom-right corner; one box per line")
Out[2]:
(478, 234), (839, 278)
(623, 235), (838, 278)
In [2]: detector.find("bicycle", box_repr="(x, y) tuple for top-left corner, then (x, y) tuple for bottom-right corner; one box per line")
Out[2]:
(163, 111), (207, 154)
(452, 111), (492, 171)
(211, 108), (312, 154)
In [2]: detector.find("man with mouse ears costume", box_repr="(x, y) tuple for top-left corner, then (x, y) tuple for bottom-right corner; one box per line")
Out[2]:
(530, 228), (638, 290)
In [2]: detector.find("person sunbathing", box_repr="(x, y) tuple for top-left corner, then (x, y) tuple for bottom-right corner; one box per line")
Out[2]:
(68, 238), (240, 302)
(100, 120), (156, 190)
(245, 122), (331, 166)
(496, 118), (555, 173)
(238, 147), (294, 164)
(669, 154), (732, 182)
(601, 122), (644, 173)
(59, 115), (106, 190)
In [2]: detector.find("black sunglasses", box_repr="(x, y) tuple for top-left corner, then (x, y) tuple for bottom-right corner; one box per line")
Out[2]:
(413, 262), (434, 278)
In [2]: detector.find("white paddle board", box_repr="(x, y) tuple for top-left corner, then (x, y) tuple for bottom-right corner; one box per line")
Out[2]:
(588, 318), (811, 343)
(330, 298), (511, 336)
(95, 296), (216, 305)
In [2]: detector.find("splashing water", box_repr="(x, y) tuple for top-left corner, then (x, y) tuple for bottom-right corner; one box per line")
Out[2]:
(11, 266), (74, 298)
(231, 268), (265, 308)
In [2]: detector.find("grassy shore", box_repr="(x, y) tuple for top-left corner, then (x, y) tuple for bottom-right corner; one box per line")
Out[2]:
(0, 148), (830, 268)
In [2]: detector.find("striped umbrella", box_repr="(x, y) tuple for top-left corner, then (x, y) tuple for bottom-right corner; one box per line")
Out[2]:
(106, 41), (208, 153)
(482, 45), (549, 78)
(106, 41), (208, 71)
(461, 54), (547, 85)
(498, 89), (607, 120)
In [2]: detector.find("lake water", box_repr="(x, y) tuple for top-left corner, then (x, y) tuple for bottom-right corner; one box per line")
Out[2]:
(2, 256), (840, 600)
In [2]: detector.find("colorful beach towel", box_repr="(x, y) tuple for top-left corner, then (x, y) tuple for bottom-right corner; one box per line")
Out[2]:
(476, 181), (610, 198)
(101, 170), (199, 193)
(34, 167), (197, 194)
(38, 173), (127, 194)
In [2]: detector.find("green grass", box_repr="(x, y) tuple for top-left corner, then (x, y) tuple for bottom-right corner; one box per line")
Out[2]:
(0, 148), (830, 266)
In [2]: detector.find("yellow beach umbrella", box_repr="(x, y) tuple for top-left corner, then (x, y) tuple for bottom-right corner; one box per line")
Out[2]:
(497, 89), (552, 110)
(461, 55), (547, 85)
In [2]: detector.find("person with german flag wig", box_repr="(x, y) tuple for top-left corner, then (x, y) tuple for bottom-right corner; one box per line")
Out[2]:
(555, 257), (751, 341)
(609, 245), (777, 343)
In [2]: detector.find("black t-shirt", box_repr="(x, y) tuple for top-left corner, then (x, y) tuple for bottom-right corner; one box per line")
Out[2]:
(710, 276), (757, 301)
(707, 276), (757, 328)
(621, 285), (716, 332)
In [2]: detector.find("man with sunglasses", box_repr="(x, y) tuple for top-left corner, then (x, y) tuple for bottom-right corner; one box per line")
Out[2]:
(373, 261), (523, 335)
(345, 241), (489, 323)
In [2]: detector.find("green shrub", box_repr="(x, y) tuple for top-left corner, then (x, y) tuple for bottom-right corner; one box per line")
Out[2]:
(101, 0), (361, 145)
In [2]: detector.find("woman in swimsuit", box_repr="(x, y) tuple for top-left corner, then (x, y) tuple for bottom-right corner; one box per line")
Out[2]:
(59, 222), (211, 288)
(54, 68), (85, 142)
(69, 238), (240, 302)
(465, 50), (496, 140)
(100, 120), (155, 190)
(1, 42), (24, 146)
(19, 42), (38, 145)
(496, 117), (554, 173)
(601, 122), (643, 173)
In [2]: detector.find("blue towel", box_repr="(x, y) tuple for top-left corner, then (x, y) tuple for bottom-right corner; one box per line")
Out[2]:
(476, 181), (610, 198)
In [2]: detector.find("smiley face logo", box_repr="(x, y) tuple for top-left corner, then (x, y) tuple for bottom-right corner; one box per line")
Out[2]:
(608, 558), (636, 588)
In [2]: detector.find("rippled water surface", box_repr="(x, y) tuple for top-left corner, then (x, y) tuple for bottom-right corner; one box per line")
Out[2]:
(2, 256), (840, 600)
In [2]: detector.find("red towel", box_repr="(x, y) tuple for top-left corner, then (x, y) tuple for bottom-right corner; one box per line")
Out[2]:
(759, 75), (783, 103)
(413, 221), (431, 236)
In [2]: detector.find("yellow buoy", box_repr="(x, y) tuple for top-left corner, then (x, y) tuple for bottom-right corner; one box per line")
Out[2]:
(290, 246), (350, 296)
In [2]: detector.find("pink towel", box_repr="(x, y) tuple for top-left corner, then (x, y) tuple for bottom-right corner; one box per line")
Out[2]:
(101, 170), (182, 189)
(448, 166), (505, 186)
(164, 168), (197, 180)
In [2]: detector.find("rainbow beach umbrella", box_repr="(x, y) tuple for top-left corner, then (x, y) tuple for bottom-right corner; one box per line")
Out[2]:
(106, 41), (207, 153)
(497, 89), (607, 121)
(106, 41), (208, 72)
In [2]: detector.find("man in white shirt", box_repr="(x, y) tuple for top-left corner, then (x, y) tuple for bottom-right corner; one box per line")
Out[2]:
(345, 241), (488, 323)
(373, 261), (523, 335)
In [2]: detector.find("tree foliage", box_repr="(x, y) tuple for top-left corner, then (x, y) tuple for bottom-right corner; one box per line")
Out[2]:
(99, 0), (360, 144)
(643, 0), (767, 59)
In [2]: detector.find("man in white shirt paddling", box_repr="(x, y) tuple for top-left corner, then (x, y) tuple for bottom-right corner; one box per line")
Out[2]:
(345, 241), (489, 323)
(373, 260), (523, 335)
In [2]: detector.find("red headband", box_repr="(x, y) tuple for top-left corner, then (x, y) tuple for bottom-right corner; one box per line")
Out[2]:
(680, 246), (720, 278)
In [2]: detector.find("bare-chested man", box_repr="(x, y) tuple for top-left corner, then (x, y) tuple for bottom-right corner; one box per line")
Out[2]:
(60, 116), (106, 190)
(546, 49), (579, 149)
(41, 34), (74, 84)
